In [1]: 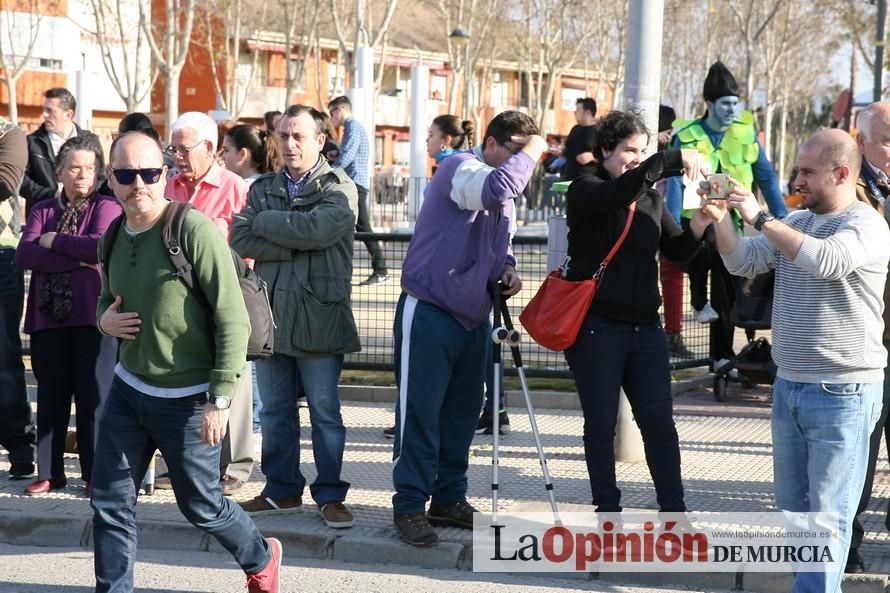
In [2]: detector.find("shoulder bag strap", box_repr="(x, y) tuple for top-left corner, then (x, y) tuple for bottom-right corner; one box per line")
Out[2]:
(593, 202), (637, 280)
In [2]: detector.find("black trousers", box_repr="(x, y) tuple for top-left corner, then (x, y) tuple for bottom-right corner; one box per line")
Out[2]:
(356, 185), (387, 274)
(30, 326), (117, 481)
(0, 250), (33, 467)
(849, 340), (890, 554)
(564, 314), (686, 512)
(681, 221), (737, 361)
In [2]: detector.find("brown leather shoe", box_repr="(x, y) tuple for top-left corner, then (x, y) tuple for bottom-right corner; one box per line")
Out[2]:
(239, 495), (303, 515)
(221, 474), (245, 496)
(24, 477), (67, 495)
(318, 501), (354, 529)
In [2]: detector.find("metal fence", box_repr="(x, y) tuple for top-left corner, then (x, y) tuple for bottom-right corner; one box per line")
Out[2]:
(18, 230), (712, 379)
(348, 232), (712, 379)
(369, 171), (568, 230)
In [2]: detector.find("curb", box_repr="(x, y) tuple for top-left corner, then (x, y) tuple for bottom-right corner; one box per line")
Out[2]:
(0, 512), (884, 593)
(339, 374), (715, 412)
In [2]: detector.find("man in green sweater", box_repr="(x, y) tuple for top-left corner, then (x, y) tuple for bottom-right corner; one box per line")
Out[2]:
(90, 131), (281, 593)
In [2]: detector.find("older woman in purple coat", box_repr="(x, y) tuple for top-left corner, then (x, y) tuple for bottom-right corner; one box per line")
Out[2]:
(16, 135), (121, 496)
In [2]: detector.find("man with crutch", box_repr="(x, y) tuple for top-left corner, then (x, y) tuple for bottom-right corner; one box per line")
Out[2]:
(391, 111), (546, 547)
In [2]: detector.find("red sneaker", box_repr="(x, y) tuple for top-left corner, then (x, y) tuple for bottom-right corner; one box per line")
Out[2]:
(246, 537), (282, 593)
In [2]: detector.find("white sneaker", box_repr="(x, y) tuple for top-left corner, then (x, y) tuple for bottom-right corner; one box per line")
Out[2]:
(695, 302), (720, 324)
(714, 358), (739, 379)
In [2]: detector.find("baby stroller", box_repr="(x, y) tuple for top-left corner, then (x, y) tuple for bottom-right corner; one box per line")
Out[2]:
(712, 270), (778, 402)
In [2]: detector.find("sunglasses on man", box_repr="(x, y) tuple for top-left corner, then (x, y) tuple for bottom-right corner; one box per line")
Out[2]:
(110, 167), (164, 185)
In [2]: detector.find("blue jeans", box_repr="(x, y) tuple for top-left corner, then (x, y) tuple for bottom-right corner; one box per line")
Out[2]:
(255, 353), (349, 504)
(771, 377), (883, 593)
(0, 249), (33, 467)
(91, 377), (270, 593)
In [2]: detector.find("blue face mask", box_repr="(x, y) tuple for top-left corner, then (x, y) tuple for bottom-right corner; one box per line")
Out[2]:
(707, 96), (739, 129)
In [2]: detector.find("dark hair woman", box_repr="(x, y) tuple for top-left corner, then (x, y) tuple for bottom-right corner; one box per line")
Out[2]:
(426, 115), (475, 163)
(563, 110), (711, 513)
(222, 124), (271, 185)
(15, 135), (122, 496)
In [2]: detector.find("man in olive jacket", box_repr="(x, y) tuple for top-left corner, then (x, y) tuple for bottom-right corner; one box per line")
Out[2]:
(230, 104), (360, 529)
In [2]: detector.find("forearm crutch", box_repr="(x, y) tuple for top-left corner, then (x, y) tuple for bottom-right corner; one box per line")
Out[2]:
(490, 283), (562, 525)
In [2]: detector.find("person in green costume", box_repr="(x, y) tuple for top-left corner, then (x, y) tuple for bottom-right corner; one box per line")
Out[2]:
(664, 61), (787, 370)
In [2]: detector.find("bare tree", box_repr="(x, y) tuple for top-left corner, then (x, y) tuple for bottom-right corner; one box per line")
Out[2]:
(820, 0), (877, 72)
(139, 0), (198, 135)
(584, 0), (628, 111)
(726, 0), (788, 106)
(661, 0), (729, 118)
(281, 0), (321, 106)
(196, 0), (269, 118)
(0, 0), (49, 123)
(81, 0), (155, 113)
(330, 0), (400, 89)
(769, 2), (836, 179)
(754, 1), (795, 161)
(431, 0), (501, 124)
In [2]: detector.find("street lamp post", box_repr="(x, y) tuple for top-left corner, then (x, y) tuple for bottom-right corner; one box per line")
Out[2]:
(449, 27), (471, 120)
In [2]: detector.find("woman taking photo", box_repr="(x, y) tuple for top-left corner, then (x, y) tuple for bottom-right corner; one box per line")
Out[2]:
(564, 110), (710, 513)
(16, 135), (121, 495)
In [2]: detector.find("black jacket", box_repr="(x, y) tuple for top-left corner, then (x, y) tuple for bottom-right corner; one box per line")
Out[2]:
(565, 149), (700, 324)
(21, 123), (104, 213)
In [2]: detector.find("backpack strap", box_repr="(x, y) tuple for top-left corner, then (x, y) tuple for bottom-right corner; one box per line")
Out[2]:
(101, 213), (126, 278)
(163, 201), (198, 292)
(162, 200), (217, 313)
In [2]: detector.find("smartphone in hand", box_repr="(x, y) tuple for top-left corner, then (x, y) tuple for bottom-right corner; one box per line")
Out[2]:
(706, 174), (733, 200)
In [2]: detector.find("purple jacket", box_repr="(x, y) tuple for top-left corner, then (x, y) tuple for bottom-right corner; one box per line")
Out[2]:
(401, 147), (536, 330)
(16, 193), (122, 333)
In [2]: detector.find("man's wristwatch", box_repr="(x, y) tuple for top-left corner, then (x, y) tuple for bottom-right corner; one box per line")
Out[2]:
(208, 395), (231, 410)
(753, 211), (776, 232)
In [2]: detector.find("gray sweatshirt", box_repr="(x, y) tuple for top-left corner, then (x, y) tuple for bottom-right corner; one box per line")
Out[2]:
(721, 201), (890, 384)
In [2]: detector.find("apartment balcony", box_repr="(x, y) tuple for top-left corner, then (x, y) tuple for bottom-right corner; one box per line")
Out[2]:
(374, 94), (410, 127)
(233, 85), (288, 120)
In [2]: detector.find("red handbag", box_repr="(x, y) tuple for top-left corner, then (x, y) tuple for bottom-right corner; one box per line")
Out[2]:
(520, 202), (637, 352)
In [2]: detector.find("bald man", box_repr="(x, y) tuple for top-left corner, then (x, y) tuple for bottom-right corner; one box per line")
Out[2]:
(847, 102), (890, 573)
(92, 132), (281, 593)
(701, 129), (890, 593)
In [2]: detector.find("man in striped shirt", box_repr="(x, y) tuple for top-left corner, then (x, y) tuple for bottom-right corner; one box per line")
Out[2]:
(702, 129), (890, 593)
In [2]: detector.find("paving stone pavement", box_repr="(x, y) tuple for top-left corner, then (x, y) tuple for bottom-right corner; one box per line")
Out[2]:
(1, 385), (889, 592)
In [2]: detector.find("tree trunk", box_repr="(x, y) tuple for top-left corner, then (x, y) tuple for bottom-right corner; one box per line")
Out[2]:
(6, 80), (18, 124)
(164, 70), (180, 140)
(778, 95), (788, 183)
(447, 66), (460, 115)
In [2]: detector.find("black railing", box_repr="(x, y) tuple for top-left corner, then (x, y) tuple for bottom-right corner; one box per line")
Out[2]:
(19, 231), (712, 379)
(348, 232), (711, 378)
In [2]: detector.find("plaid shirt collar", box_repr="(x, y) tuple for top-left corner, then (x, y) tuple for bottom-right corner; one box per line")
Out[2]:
(282, 157), (323, 202)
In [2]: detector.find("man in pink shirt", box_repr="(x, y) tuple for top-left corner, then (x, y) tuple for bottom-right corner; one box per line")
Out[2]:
(166, 112), (247, 239)
(163, 111), (253, 495)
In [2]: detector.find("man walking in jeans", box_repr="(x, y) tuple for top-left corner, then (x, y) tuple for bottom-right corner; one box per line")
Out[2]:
(703, 129), (890, 593)
(328, 95), (388, 285)
(92, 131), (281, 593)
(0, 116), (35, 480)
